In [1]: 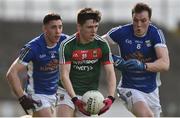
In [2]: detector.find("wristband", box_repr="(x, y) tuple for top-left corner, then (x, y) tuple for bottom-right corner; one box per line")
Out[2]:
(18, 95), (26, 102)
(107, 96), (115, 103)
(71, 97), (78, 103)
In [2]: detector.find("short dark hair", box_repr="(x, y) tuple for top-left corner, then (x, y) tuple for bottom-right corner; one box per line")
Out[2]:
(43, 13), (62, 25)
(77, 8), (101, 25)
(132, 2), (152, 19)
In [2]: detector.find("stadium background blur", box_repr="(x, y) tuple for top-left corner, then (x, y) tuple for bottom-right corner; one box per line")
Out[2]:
(0, 0), (180, 117)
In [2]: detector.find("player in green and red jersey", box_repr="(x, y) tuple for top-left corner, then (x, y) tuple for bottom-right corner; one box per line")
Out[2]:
(56, 8), (116, 117)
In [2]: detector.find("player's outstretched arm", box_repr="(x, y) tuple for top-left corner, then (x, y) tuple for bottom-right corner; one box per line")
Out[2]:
(98, 64), (116, 115)
(6, 58), (39, 114)
(146, 47), (170, 72)
(6, 58), (26, 98)
(59, 64), (76, 98)
(60, 64), (90, 116)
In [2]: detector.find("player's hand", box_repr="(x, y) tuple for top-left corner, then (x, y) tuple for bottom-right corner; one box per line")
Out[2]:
(125, 59), (147, 71)
(112, 55), (126, 71)
(18, 95), (39, 114)
(98, 96), (115, 115)
(71, 97), (90, 116)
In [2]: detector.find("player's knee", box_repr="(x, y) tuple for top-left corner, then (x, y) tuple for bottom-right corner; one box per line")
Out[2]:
(133, 107), (154, 117)
(136, 110), (154, 117)
(142, 111), (154, 117)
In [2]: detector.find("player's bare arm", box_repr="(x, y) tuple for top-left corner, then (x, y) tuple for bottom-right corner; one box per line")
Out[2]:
(146, 47), (170, 72)
(104, 64), (116, 97)
(60, 64), (76, 98)
(6, 58), (26, 98)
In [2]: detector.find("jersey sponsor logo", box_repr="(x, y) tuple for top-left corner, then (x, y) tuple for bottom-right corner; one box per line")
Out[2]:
(125, 39), (132, 45)
(39, 54), (46, 58)
(135, 40), (143, 44)
(72, 48), (102, 61)
(73, 65), (93, 71)
(40, 59), (59, 71)
(72, 59), (98, 71)
(125, 51), (152, 63)
(72, 59), (98, 65)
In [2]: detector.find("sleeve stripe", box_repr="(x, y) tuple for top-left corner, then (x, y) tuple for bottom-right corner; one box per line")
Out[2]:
(101, 61), (112, 65)
(154, 43), (167, 48)
(157, 29), (166, 44)
(59, 34), (76, 64)
(95, 35), (111, 53)
(19, 47), (31, 60)
(107, 26), (122, 35)
(95, 35), (113, 63)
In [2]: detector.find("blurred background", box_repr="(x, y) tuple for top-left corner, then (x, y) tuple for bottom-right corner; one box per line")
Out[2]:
(0, 0), (180, 117)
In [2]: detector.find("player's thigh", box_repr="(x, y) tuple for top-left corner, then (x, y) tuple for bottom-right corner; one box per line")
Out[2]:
(33, 107), (52, 117)
(131, 88), (160, 117)
(132, 101), (153, 117)
(57, 104), (74, 117)
(147, 88), (162, 117)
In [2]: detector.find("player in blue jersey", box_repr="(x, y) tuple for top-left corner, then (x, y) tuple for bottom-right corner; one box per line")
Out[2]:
(6, 13), (68, 117)
(103, 2), (170, 117)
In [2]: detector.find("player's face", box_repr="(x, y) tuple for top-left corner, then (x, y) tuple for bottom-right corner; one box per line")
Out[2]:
(78, 19), (99, 44)
(43, 20), (63, 46)
(132, 11), (150, 37)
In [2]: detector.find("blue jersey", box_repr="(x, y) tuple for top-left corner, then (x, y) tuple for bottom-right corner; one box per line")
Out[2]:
(18, 33), (68, 95)
(107, 23), (166, 93)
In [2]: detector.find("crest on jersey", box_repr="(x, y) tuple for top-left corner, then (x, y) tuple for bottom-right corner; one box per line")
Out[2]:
(93, 50), (98, 58)
(145, 40), (152, 47)
(49, 51), (56, 58)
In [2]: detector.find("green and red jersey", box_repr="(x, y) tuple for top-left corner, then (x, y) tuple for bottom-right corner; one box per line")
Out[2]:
(59, 33), (113, 95)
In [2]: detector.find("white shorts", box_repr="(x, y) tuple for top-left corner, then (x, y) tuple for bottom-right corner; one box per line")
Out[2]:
(26, 85), (58, 112)
(117, 87), (162, 117)
(30, 93), (58, 111)
(56, 87), (86, 117)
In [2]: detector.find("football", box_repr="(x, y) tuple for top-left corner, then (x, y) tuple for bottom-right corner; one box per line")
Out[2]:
(82, 90), (104, 115)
